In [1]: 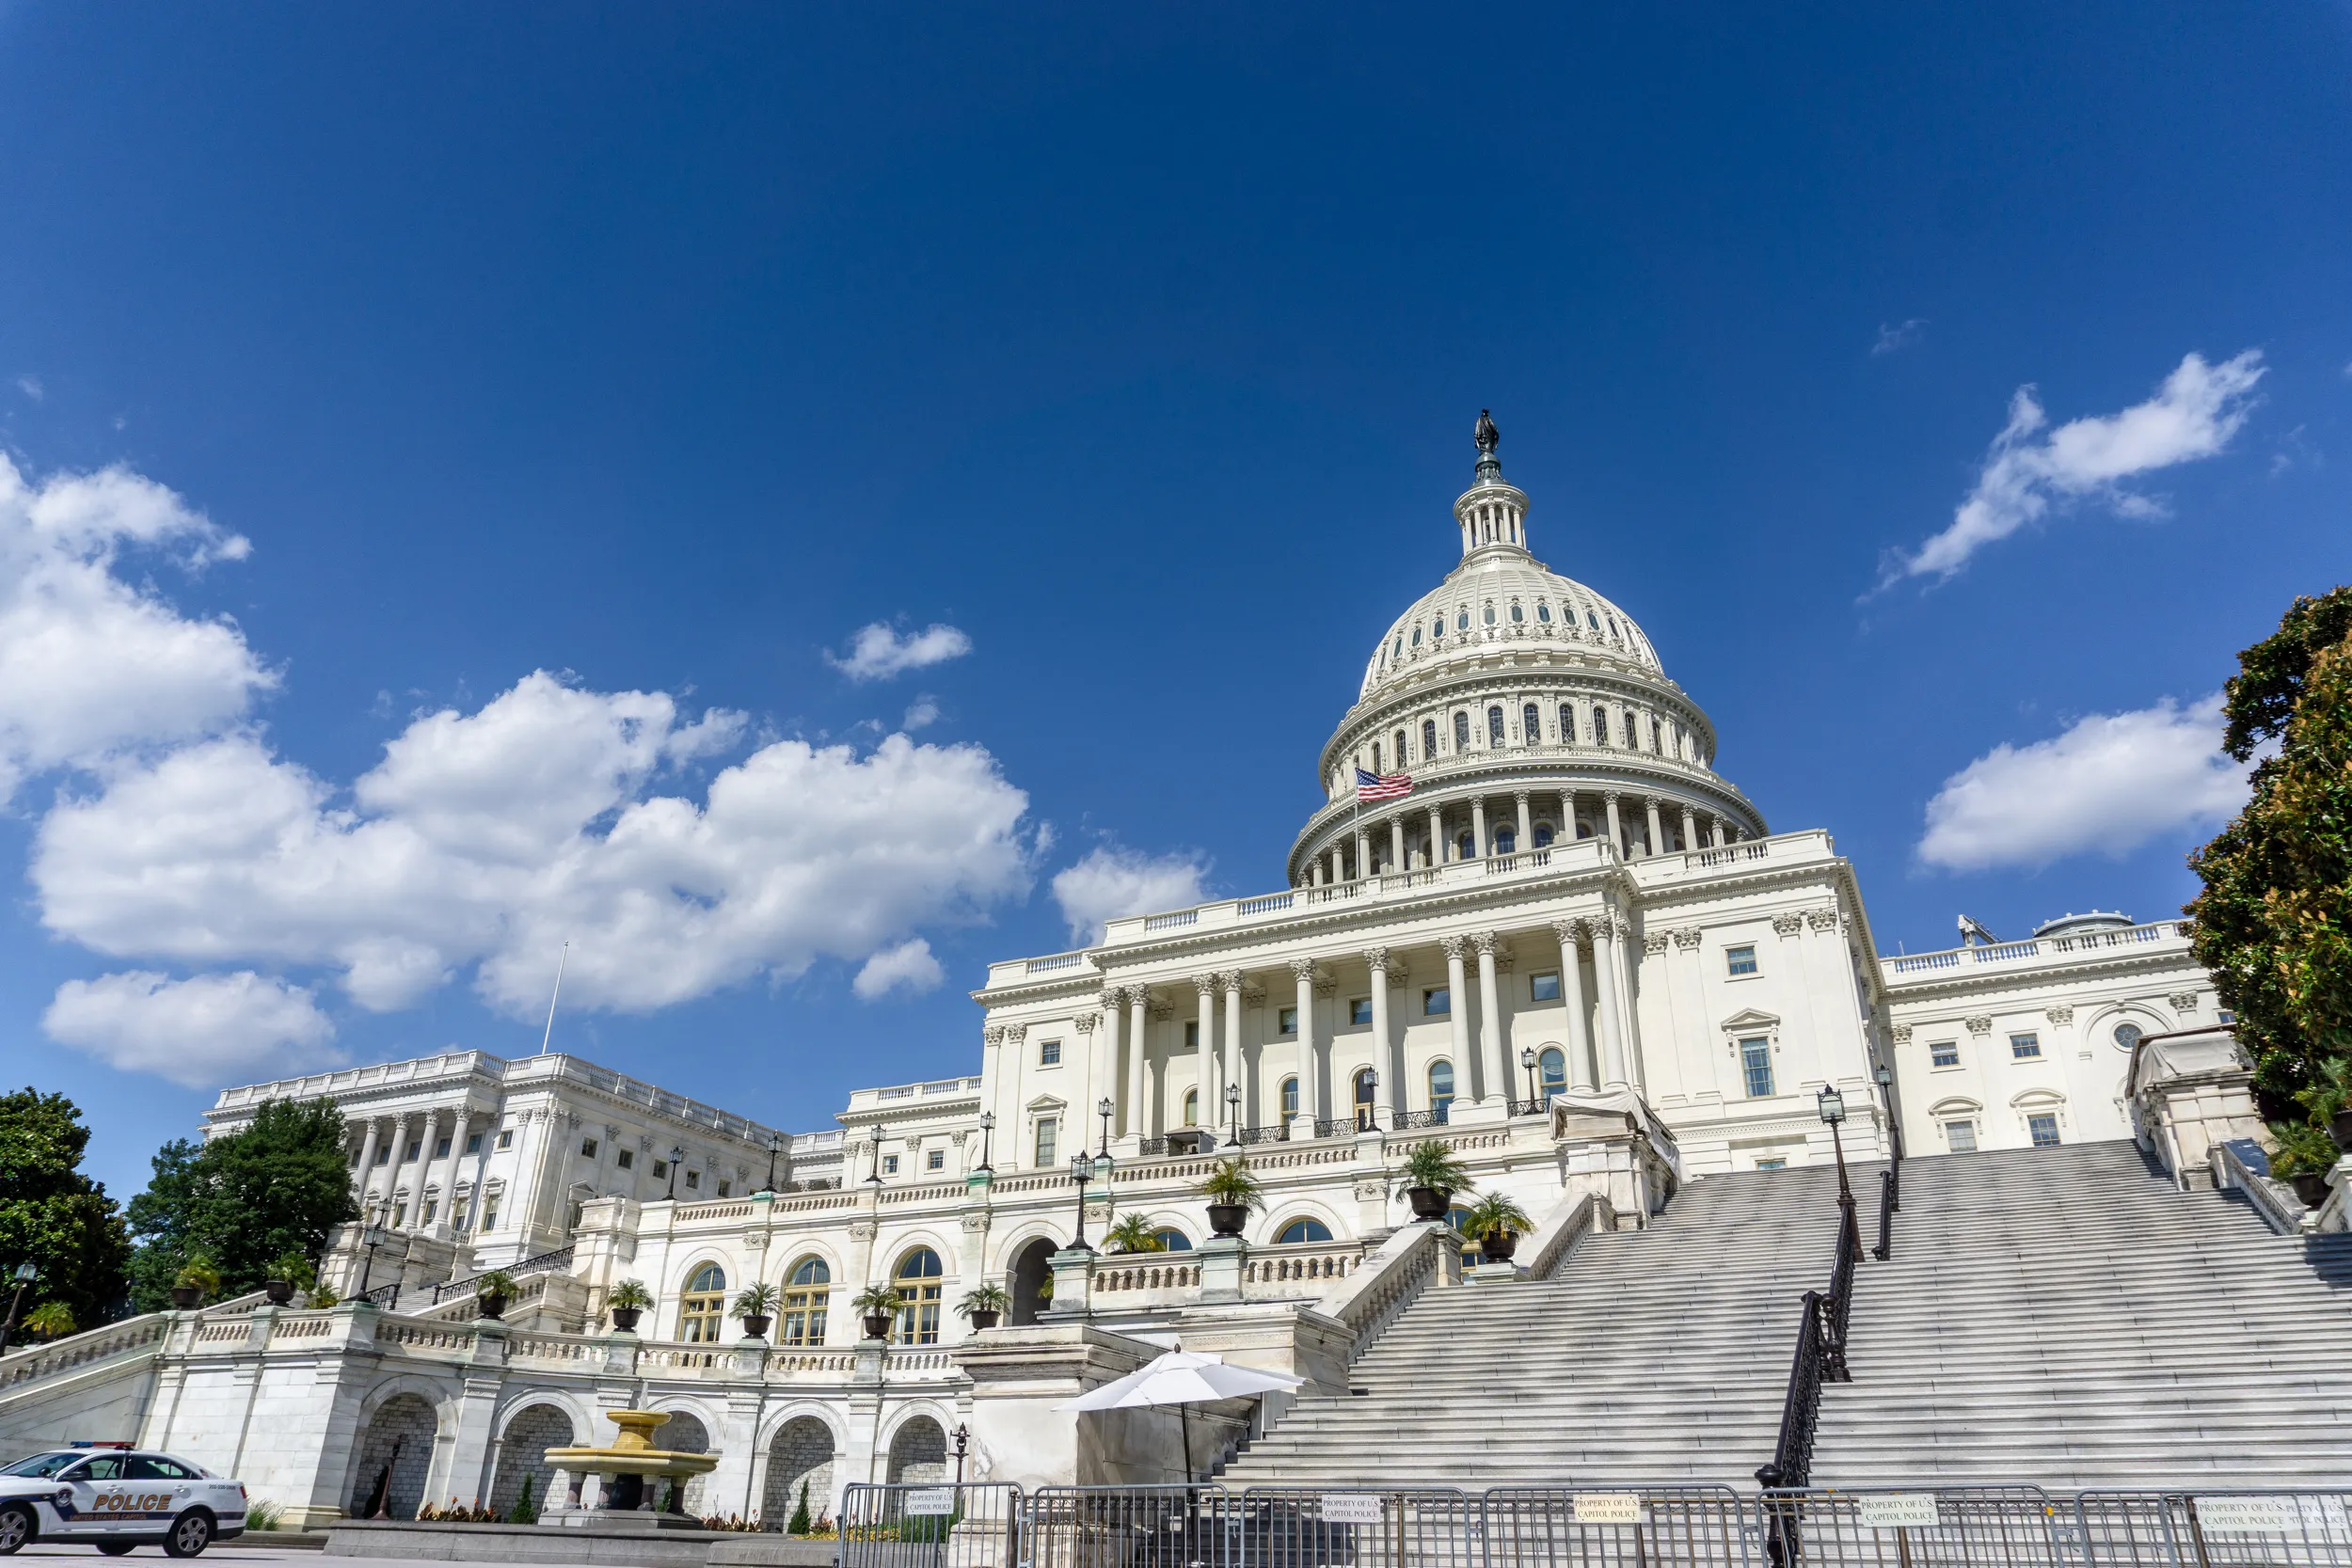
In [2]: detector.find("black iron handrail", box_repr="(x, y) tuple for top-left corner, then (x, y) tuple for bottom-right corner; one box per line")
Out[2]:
(431, 1243), (577, 1306)
(1311, 1117), (1359, 1139)
(1756, 1287), (1832, 1568)
(1392, 1107), (1452, 1130)
(1873, 1166), (1896, 1261)
(1228, 1123), (1290, 1146)
(1507, 1098), (1549, 1118)
(1823, 1194), (1860, 1381)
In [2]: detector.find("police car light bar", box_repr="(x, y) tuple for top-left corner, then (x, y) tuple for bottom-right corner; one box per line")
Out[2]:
(68, 1441), (135, 1449)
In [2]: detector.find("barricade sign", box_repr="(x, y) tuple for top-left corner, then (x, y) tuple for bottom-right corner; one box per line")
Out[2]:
(1761, 1486), (2069, 1565)
(1854, 1495), (1941, 1530)
(1321, 1496), (1386, 1525)
(907, 1490), (958, 1516)
(2178, 1490), (2352, 1566)
(1571, 1495), (1647, 1528)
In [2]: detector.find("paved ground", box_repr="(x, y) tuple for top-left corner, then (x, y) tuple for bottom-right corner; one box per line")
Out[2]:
(15, 1552), (503, 1568)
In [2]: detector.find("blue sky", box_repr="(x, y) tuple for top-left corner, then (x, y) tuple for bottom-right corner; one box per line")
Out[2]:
(3, 2), (2347, 1201)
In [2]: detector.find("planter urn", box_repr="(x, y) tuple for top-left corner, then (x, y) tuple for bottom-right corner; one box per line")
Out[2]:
(1481, 1229), (1521, 1263)
(740, 1314), (772, 1339)
(2291, 1172), (2333, 1209)
(168, 1286), (200, 1310)
(608, 1306), (643, 1332)
(263, 1279), (295, 1307)
(476, 1291), (508, 1321)
(966, 1309), (1001, 1331)
(861, 1311), (893, 1340)
(1206, 1202), (1249, 1238)
(1406, 1185), (1452, 1223)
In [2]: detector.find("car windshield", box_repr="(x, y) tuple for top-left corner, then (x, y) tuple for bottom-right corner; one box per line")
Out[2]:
(0, 1451), (85, 1477)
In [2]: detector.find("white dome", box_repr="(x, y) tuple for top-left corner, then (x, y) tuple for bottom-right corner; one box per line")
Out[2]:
(1360, 552), (1661, 700)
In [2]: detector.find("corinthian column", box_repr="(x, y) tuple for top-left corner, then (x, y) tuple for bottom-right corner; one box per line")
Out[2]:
(1441, 936), (1472, 1100)
(1365, 948), (1395, 1126)
(1515, 792), (1533, 853)
(1220, 972), (1245, 1132)
(1289, 959), (1318, 1133)
(1591, 919), (1630, 1089)
(1094, 996), (1122, 1136)
(1192, 975), (1216, 1129)
(1474, 934), (1508, 1105)
(1645, 797), (1665, 860)
(1552, 921), (1597, 1092)
(353, 1117), (382, 1212)
(1604, 792), (1625, 858)
(1126, 987), (1150, 1137)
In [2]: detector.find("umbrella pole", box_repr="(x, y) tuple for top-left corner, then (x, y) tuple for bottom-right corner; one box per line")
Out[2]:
(1181, 1402), (1193, 1486)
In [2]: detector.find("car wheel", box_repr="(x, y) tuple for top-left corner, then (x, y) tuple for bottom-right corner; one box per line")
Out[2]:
(162, 1511), (213, 1559)
(0, 1504), (32, 1556)
(99, 1543), (139, 1556)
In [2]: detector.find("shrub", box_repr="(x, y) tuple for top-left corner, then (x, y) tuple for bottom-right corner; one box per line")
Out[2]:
(957, 1282), (1010, 1320)
(1460, 1192), (1533, 1241)
(606, 1279), (653, 1310)
(1195, 1158), (1264, 1211)
(1395, 1141), (1472, 1196)
(787, 1480), (812, 1535)
(730, 1281), (782, 1321)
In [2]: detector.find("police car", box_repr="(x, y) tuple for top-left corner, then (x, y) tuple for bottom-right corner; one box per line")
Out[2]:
(0, 1443), (247, 1557)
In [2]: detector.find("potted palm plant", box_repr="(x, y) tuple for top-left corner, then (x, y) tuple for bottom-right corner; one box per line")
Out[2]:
(171, 1256), (221, 1310)
(1459, 1192), (1534, 1263)
(24, 1302), (74, 1343)
(730, 1281), (780, 1338)
(606, 1278), (652, 1332)
(1194, 1158), (1264, 1238)
(2296, 1058), (2352, 1155)
(850, 1284), (902, 1341)
(475, 1269), (517, 1320)
(957, 1282), (1009, 1330)
(1396, 1141), (1473, 1222)
(2270, 1119), (2341, 1209)
(264, 1252), (314, 1307)
(1104, 1214), (1166, 1254)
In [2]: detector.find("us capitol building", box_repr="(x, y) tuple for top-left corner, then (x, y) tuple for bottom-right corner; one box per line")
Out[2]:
(3, 418), (2233, 1528)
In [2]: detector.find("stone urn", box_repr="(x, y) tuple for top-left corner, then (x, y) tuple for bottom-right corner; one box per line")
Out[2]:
(966, 1308), (1001, 1330)
(739, 1314), (772, 1339)
(1406, 1185), (1451, 1223)
(1206, 1203), (1249, 1238)
(168, 1286), (199, 1310)
(2292, 1172), (2333, 1209)
(861, 1311), (893, 1340)
(263, 1279), (295, 1307)
(1481, 1229), (1520, 1262)
(476, 1291), (508, 1321)
(2330, 1109), (2352, 1157)
(609, 1307), (643, 1332)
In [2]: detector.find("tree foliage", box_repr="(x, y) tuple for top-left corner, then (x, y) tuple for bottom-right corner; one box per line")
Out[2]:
(126, 1098), (357, 1310)
(2186, 585), (2352, 1116)
(0, 1087), (133, 1331)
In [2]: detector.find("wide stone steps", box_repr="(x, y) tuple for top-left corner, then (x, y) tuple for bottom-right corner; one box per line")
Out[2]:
(1219, 1139), (2352, 1491)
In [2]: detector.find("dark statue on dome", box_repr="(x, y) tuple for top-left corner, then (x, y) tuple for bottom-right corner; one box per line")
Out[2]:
(1474, 408), (1500, 454)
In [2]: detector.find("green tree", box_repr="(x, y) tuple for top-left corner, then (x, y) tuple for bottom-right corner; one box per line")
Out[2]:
(126, 1098), (357, 1310)
(0, 1087), (133, 1331)
(2186, 585), (2352, 1115)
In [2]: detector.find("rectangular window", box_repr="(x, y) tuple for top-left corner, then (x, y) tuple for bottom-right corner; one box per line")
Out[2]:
(1725, 945), (1758, 977)
(651, 1159), (669, 1180)
(1184, 1021), (1200, 1048)
(1278, 1006), (1298, 1037)
(616, 1149), (634, 1170)
(1424, 987), (1451, 1017)
(1039, 1038), (1061, 1066)
(2010, 1033), (2042, 1060)
(374, 1147), (390, 1165)
(2217, 1007), (2236, 1024)
(391, 1203), (407, 1227)
(480, 1199), (498, 1231)
(422, 1197), (438, 1224)
(684, 1169), (700, 1190)
(1349, 997), (1373, 1026)
(1946, 1119), (1978, 1152)
(434, 1136), (452, 1159)
(1930, 1040), (1960, 1068)
(927, 1148), (946, 1171)
(881, 1154), (898, 1175)
(717, 1180), (731, 1196)
(452, 1197), (469, 1230)
(464, 1132), (482, 1155)
(405, 1140), (422, 1162)
(1740, 1037), (1774, 1098)
(1530, 971), (1561, 1003)
(581, 1137), (599, 1159)
(1034, 1117), (1058, 1167)
(2028, 1114), (2061, 1148)
(1756, 1157), (1788, 1171)
(497, 1129), (514, 1149)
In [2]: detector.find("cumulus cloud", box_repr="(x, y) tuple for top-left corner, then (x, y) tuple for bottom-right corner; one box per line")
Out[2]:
(902, 696), (941, 732)
(852, 937), (946, 999)
(1915, 694), (2252, 873)
(827, 621), (973, 681)
(44, 971), (340, 1087)
(1872, 319), (1927, 356)
(34, 673), (1034, 1016)
(1887, 350), (2265, 585)
(0, 454), (274, 800)
(1051, 845), (1211, 945)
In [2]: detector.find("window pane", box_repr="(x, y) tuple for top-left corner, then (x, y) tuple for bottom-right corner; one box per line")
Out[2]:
(1531, 971), (1561, 1002)
(1725, 945), (1758, 976)
(1034, 1118), (1057, 1167)
(1349, 997), (1373, 1026)
(1740, 1038), (1774, 1098)
(1931, 1041), (1960, 1068)
(1040, 1038), (1061, 1065)
(1280, 1077), (1298, 1116)
(2010, 1033), (2041, 1059)
(1423, 987), (1450, 1017)
(1946, 1119), (1978, 1152)
(1278, 1006), (1298, 1037)
(2028, 1114), (2061, 1148)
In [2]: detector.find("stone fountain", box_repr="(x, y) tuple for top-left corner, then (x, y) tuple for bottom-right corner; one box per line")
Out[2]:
(540, 1409), (721, 1531)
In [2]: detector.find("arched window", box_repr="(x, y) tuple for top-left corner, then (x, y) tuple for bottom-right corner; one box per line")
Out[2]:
(892, 1249), (944, 1345)
(1538, 1048), (1568, 1099)
(1536, 601), (1552, 624)
(1559, 703), (1575, 743)
(1411, 625), (1422, 648)
(1276, 1217), (1334, 1244)
(1486, 705), (1504, 746)
(1422, 719), (1437, 759)
(1494, 826), (1517, 854)
(1458, 831), (1476, 860)
(1428, 1060), (1455, 1120)
(1509, 601), (1524, 623)
(781, 1257), (830, 1346)
(1432, 617), (1444, 641)
(1587, 610), (1600, 630)
(1150, 1228), (1194, 1252)
(1454, 711), (1470, 749)
(1182, 1088), (1199, 1127)
(1607, 616), (1620, 639)
(1391, 636), (1403, 661)
(1352, 1069), (1376, 1132)
(1456, 609), (1470, 631)
(1280, 1076), (1298, 1117)
(1482, 603), (1496, 626)
(1522, 703), (1540, 743)
(678, 1263), (726, 1342)
(1622, 711), (1637, 747)
(1534, 821), (1555, 848)
(1593, 705), (1609, 745)
(1650, 718), (1662, 752)
(1394, 729), (1407, 768)
(1371, 741), (1383, 775)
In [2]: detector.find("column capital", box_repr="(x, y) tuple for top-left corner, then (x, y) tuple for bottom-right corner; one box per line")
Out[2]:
(1513, 789), (1531, 804)
(1217, 968), (1247, 993)
(1440, 934), (1470, 961)
(1552, 918), (1587, 945)
(1124, 984), (1152, 1006)
(1073, 1011), (1099, 1035)
(1603, 789), (1622, 805)
(1471, 932), (1500, 959)
(1287, 957), (1320, 983)
(1099, 990), (1122, 1013)
(1194, 974), (1219, 999)
(1004, 1022), (1027, 1044)
(1361, 946), (1390, 974)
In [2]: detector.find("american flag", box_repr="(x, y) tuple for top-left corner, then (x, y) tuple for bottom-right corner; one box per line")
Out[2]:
(1356, 768), (1414, 802)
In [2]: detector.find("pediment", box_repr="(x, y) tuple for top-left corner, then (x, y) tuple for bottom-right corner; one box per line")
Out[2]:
(1025, 1094), (1068, 1113)
(1719, 1008), (1781, 1033)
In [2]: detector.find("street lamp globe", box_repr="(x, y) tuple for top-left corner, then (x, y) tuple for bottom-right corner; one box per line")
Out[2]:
(1817, 1085), (1846, 1126)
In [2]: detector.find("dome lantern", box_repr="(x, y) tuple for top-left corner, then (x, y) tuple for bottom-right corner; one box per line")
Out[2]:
(1454, 408), (1530, 559)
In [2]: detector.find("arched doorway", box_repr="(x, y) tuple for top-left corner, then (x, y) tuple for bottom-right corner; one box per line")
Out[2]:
(487, 1403), (573, 1520)
(885, 1417), (947, 1484)
(348, 1393), (437, 1520)
(761, 1417), (834, 1531)
(659, 1411), (713, 1516)
(1008, 1237), (1057, 1326)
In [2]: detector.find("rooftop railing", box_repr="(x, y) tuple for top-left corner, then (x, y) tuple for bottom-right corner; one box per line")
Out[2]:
(1884, 919), (2184, 976)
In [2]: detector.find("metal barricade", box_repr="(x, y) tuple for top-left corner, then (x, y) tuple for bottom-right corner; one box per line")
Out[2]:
(1757, 1487), (2070, 1566)
(1236, 1487), (1485, 1568)
(2073, 1493), (2181, 1566)
(2165, 1490), (2352, 1567)
(1484, 1484), (1756, 1566)
(840, 1482), (1025, 1568)
(1030, 1485), (1236, 1568)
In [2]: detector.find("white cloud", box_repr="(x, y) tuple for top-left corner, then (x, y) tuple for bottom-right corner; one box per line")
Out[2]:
(827, 621), (973, 681)
(44, 970), (340, 1088)
(1872, 319), (1927, 356)
(0, 454), (273, 800)
(1888, 350), (2265, 584)
(902, 696), (940, 731)
(34, 673), (1035, 1017)
(852, 937), (946, 999)
(1050, 845), (1211, 945)
(15, 375), (42, 403)
(1915, 694), (2251, 873)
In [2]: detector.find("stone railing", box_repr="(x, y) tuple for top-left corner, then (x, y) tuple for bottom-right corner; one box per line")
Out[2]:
(1315, 1222), (1455, 1365)
(1886, 920), (2184, 976)
(766, 1349), (858, 1376)
(374, 1318), (476, 1355)
(194, 1319), (253, 1346)
(266, 1311), (337, 1342)
(673, 1201), (756, 1225)
(1090, 1258), (1201, 1296)
(509, 1331), (598, 1364)
(880, 1181), (967, 1208)
(882, 1348), (957, 1376)
(1519, 1191), (1607, 1281)
(637, 1342), (729, 1372)
(2214, 1141), (2313, 1236)
(0, 1313), (168, 1393)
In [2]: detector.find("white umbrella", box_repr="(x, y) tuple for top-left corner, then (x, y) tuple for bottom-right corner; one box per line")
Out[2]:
(1057, 1348), (1304, 1482)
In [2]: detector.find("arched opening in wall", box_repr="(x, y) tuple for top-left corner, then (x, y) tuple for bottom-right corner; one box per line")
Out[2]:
(1486, 706), (1505, 746)
(1421, 719), (1436, 760)
(1428, 1061), (1455, 1121)
(1182, 1088), (1199, 1127)
(1538, 1048), (1568, 1100)
(678, 1263), (726, 1342)
(1280, 1077), (1299, 1118)
(1008, 1237), (1057, 1327)
(886, 1418), (948, 1485)
(658, 1412), (714, 1515)
(1494, 826), (1517, 855)
(892, 1249), (944, 1345)
(1352, 1069), (1376, 1132)
(1151, 1228), (1193, 1252)
(1458, 832), (1476, 861)
(780, 1257), (830, 1346)
(488, 1403), (573, 1520)
(1274, 1217), (1333, 1244)
(1454, 711), (1470, 750)
(761, 1417), (835, 1531)
(348, 1393), (437, 1520)
(1592, 705), (1609, 745)
(1533, 820), (1555, 848)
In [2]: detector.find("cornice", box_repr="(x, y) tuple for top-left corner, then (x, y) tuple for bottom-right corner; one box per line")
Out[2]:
(1882, 942), (2204, 1006)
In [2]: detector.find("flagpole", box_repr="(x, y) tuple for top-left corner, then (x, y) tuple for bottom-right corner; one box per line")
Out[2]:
(537, 940), (569, 1055)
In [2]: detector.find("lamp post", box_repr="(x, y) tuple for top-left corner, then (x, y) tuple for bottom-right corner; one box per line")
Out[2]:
(762, 1132), (784, 1196)
(355, 1215), (389, 1302)
(0, 1263), (37, 1356)
(1096, 1099), (1114, 1158)
(1817, 1084), (1853, 1206)
(1873, 1062), (1903, 1165)
(952, 1424), (969, 1486)
(1360, 1068), (1378, 1132)
(1519, 1046), (1538, 1113)
(865, 1131), (884, 1186)
(1067, 1153), (1097, 1252)
(976, 1113), (994, 1174)
(666, 1146), (686, 1200)
(1225, 1082), (1242, 1145)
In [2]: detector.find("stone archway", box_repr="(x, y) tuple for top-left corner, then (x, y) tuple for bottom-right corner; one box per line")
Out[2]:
(659, 1411), (714, 1517)
(487, 1403), (573, 1520)
(1008, 1237), (1057, 1326)
(349, 1393), (437, 1520)
(885, 1416), (947, 1485)
(760, 1417), (835, 1531)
